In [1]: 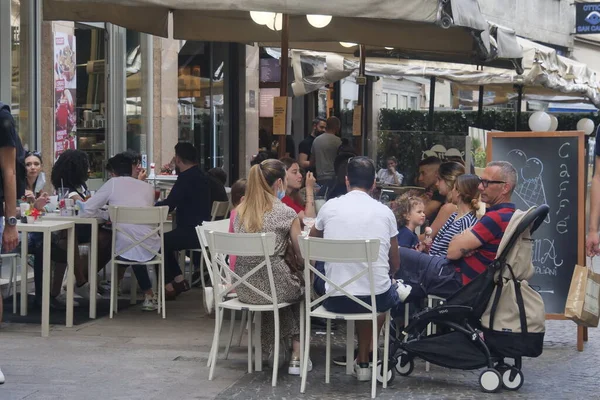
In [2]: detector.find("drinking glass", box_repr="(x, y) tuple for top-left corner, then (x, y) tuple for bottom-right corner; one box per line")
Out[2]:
(302, 217), (316, 235)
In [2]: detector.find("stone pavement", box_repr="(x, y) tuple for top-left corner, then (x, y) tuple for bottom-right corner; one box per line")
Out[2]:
(0, 288), (598, 400)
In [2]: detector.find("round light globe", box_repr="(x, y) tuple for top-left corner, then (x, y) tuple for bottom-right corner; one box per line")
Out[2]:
(250, 11), (274, 26)
(306, 14), (332, 28)
(549, 115), (558, 132)
(577, 118), (595, 135)
(339, 42), (358, 48)
(528, 111), (551, 132)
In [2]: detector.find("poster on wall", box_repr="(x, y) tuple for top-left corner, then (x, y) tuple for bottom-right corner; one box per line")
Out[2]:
(54, 32), (77, 159)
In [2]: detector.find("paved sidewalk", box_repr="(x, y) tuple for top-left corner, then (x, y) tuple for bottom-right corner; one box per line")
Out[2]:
(0, 288), (598, 400)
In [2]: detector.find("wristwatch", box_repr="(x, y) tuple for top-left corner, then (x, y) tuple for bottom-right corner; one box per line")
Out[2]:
(5, 216), (17, 226)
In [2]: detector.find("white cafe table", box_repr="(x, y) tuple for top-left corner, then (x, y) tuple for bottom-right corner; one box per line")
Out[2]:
(17, 219), (76, 337)
(44, 214), (101, 319)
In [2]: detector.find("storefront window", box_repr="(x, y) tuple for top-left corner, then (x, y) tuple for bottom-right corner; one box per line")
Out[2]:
(126, 30), (144, 155)
(177, 41), (230, 175)
(75, 24), (106, 179)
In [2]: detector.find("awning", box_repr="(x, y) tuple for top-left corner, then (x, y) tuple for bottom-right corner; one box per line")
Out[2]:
(290, 36), (600, 108)
(43, 0), (502, 63)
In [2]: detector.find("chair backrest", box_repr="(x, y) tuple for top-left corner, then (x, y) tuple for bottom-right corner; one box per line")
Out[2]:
(195, 219), (231, 287)
(211, 201), (231, 221)
(298, 236), (381, 315)
(205, 231), (280, 305)
(109, 206), (169, 260)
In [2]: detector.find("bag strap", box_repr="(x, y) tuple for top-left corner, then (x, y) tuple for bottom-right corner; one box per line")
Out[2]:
(488, 279), (503, 331)
(507, 263), (529, 334)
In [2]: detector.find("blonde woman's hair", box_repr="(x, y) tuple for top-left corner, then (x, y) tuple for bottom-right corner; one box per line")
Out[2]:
(237, 159), (286, 232)
(455, 174), (482, 217)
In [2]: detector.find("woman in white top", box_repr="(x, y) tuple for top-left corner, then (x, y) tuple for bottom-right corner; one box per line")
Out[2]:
(81, 153), (159, 311)
(377, 156), (403, 185)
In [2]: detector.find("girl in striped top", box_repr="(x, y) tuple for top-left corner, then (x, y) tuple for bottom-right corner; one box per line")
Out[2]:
(429, 174), (481, 257)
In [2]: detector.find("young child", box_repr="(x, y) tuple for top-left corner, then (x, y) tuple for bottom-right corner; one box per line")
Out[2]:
(228, 179), (247, 271)
(391, 195), (429, 251)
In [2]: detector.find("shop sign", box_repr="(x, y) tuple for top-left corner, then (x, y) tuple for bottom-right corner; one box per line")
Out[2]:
(576, 2), (600, 34)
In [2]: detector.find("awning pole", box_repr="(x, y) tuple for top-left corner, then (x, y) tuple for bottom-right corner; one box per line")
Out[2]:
(515, 85), (523, 131)
(278, 14), (290, 159)
(356, 44), (366, 155)
(428, 77), (436, 131)
(477, 86), (484, 128)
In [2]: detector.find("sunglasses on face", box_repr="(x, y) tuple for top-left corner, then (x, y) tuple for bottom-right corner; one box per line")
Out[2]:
(479, 178), (506, 188)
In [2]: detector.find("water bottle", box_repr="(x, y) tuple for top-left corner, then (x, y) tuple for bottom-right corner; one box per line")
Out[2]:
(148, 163), (156, 179)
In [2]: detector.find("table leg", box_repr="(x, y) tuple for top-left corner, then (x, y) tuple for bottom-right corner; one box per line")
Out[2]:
(41, 232), (51, 337)
(66, 227), (75, 328)
(20, 236), (29, 316)
(89, 222), (98, 319)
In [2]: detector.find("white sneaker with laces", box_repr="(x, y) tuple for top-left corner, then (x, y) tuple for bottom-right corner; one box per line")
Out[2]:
(141, 295), (158, 311)
(396, 281), (412, 302)
(74, 282), (92, 299)
(55, 292), (80, 308)
(0, 366), (5, 384)
(353, 361), (371, 382)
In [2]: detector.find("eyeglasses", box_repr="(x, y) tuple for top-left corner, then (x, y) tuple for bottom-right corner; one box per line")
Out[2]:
(479, 178), (506, 188)
(26, 151), (42, 158)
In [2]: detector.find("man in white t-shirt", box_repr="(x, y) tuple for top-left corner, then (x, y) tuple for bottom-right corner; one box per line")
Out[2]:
(81, 153), (160, 311)
(310, 156), (400, 381)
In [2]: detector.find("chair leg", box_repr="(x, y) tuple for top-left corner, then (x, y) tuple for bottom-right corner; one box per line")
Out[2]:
(255, 312), (263, 372)
(161, 262), (166, 319)
(247, 311), (253, 373)
(224, 310), (236, 360)
(346, 320), (355, 375)
(383, 312), (391, 389)
(109, 261), (116, 318)
(300, 307), (311, 394)
(208, 306), (223, 381)
(237, 310), (247, 346)
(299, 303), (304, 372)
(426, 297), (433, 372)
(325, 319), (331, 384)
(371, 318), (378, 399)
(11, 257), (17, 315)
(271, 310), (279, 387)
(403, 303), (410, 343)
(200, 254), (206, 290)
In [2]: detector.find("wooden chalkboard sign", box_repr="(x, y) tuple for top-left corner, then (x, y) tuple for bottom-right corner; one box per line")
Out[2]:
(487, 131), (585, 312)
(487, 131), (586, 350)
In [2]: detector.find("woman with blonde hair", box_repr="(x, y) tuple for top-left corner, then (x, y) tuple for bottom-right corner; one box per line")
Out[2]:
(234, 159), (308, 375)
(428, 174), (481, 257)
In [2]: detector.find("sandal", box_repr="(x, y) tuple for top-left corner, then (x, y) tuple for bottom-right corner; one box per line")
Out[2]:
(172, 279), (191, 294)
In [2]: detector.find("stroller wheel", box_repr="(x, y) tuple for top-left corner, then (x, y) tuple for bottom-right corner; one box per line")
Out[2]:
(395, 354), (414, 376)
(375, 361), (395, 385)
(479, 369), (501, 393)
(502, 368), (524, 391)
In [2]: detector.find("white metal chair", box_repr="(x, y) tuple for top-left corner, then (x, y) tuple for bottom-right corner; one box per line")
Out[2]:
(205, 231), (301, 387)
(298, 236), (390, 399)
(211, 201), (231, 221)
(108, 206), (169, 318)
(1, 253), (20, 314)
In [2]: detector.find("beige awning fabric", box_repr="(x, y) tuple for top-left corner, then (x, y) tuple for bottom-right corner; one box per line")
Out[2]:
(43, 0), (498, 61)
(291, 36), (600, 107)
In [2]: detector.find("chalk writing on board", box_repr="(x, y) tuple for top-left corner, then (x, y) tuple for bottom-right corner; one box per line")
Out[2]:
(507, 149), (550, 223)
(532, 238), (564, 277)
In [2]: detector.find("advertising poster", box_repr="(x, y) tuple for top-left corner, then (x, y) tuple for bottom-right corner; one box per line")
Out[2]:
(54, 32), (77, 159)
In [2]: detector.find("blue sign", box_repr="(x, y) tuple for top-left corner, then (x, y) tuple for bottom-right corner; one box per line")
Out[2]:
(576, 2), (600, 34)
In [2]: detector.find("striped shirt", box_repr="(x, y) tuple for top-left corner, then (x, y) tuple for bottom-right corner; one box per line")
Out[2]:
(429, 211), (478, 257)
(454, 203), (515, 284)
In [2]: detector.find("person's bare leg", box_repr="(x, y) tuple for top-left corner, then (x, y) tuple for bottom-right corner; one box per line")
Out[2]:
(356, 314), (387, 363)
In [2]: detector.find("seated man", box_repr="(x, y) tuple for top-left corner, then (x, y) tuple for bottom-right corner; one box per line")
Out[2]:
(156, 142), (212, 299)
(310, 156), (400, 381)
(417, 156), (443, 223)
(398, 161), (517, 299)
(81, 153), (159, 311)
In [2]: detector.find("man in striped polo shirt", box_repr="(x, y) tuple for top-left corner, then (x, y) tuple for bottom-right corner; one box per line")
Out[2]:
(398, 161), (516, 298)
(447, 161), (516, 284)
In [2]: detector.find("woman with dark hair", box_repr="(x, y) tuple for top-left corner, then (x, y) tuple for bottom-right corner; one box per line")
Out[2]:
(234, 159), (308, 376)
(23, 151), (46, 200)
(279, 157), (316, 221)
(428, 174), (480, 257)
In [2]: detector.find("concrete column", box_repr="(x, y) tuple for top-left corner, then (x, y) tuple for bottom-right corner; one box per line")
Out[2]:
(241, 44), (259, 178)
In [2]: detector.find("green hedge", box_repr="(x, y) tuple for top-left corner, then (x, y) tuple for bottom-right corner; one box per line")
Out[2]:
(378, 109), (599, 135)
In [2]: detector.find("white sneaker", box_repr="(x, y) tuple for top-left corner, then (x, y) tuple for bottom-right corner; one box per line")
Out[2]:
(353, 361), (371, 382)
(396, 281), (412, 302)
(55, 292), (80, 308)
(74, 282), (91, 300)
(141, 295), (158, 311)
(288, 357), (313, 375)
(0, 366), (5, 384)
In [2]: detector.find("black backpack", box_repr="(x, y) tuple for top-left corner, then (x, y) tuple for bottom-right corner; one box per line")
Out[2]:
(0, 102), (27, 201)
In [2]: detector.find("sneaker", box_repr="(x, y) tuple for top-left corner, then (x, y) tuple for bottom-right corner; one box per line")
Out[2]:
(54, 292), (80, 308)
(396, 281), (412, 302)
(74, 282), (91, 300)
(288, 356), (313, 376)
(0, 366), (5, 384)
(141, 295), (158, 311)
(353, 361), (371, 382)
